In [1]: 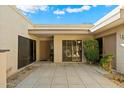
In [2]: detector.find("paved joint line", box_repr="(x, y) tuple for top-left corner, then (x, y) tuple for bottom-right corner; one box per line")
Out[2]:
(32, 65), (53, 88)
(79, 64), (103, 87)
(85, 65), (109, 88)
(89, 65), (119, 87)
(32, 68), (44, 88)
(50, 64), (57, 88)
(64, 64), (69, 88)
(72, 64), (87, 88)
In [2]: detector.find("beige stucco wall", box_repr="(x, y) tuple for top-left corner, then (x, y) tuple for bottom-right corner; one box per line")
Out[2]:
(116, 25), (124, 74)
(95, 24), (124, 74)
(54, 34), (93, 63)
(103, 34), (116, 69)
(0, 6), (40, 77)
(0, 52), (8, 87)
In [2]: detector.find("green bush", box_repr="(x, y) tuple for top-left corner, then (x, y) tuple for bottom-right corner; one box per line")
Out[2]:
(100, 55), (113, 72)
(83, 40), (99, 64)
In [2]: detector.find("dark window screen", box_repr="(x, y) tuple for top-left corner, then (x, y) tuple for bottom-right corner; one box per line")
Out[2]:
(18, 35), (36, 69)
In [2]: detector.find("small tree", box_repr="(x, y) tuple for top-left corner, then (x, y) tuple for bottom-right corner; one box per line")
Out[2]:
(83, 40), (99, 64)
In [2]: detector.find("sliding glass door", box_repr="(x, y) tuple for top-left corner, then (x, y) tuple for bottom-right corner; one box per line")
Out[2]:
(18, 35), (36, 69)
(62, 40), (82, 62)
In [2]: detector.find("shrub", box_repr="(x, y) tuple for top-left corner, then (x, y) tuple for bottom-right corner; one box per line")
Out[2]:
(83, 39), (99, 64)
(100, 55), (113, 72)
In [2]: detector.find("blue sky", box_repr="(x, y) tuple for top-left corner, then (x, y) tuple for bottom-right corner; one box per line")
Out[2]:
(16, 5), (118, 24)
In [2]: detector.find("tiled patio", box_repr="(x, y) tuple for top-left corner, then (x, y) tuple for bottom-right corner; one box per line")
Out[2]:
(16, 63), (120, 88)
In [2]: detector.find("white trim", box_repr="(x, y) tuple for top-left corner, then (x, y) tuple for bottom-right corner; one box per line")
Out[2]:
(94, 6), (121, 26)
(29, 30), (90, 35)
(90, 6), (122, 32)
(29, 28), (89, 30)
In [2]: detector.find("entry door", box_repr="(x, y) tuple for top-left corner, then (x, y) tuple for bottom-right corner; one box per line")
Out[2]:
(62, 40), (82, 62)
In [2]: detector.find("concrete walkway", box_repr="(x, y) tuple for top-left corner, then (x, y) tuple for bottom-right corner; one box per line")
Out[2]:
(16, 63), (120, 88)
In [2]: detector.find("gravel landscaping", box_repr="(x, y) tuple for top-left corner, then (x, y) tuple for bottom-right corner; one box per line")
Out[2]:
(7, 62), (41, 88)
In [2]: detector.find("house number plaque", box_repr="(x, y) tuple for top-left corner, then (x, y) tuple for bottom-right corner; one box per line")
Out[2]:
(120, 34), (124, 40)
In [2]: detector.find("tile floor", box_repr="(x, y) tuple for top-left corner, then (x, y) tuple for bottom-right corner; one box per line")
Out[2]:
(16, 63), (120, 88)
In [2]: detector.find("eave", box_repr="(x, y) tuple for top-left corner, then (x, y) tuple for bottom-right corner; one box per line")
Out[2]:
(28, 24), (93, 35)
(91, 6), (124, 34)
(28, 28), (90, 35)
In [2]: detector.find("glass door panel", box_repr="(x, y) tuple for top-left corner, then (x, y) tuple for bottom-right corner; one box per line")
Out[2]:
(62, 40), (82, 62)
(62, 40), (72, 61)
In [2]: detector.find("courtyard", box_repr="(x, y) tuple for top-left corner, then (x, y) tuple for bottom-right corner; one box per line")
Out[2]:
(15, 62), (120, 88)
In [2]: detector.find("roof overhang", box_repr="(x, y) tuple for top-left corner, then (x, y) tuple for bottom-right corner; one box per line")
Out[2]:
(90, 6), (124, 34)
(28, 29), (90, 35)
(28, 24), (93, 35)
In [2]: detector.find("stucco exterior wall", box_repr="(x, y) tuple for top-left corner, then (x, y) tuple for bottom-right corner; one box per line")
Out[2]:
(0, 52), (8, 87)
(54, 34), (93, 63)
(116, 25), (124, 74)
(103, 34), (116, 69)
(0, 6), (40, 77)
(95, 24), (124, 74)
